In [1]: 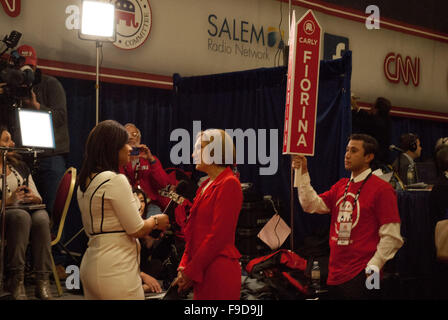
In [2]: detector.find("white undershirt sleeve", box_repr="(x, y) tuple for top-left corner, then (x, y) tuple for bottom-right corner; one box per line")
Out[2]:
(294, 168), (330, 214)
(367, 223), (404, 270)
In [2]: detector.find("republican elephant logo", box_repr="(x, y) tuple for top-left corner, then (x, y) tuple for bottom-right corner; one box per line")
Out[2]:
(115, 0), (139, 28)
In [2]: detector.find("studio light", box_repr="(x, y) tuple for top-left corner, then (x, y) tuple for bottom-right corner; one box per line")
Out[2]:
(78, 0), (116, 125)
(79, 0), (116, 41)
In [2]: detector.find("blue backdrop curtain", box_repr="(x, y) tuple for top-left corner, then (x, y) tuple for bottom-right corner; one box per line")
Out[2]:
(57, 77), (173, 254)
(56, 52), (353, 250)
(168, 51), (353, 246)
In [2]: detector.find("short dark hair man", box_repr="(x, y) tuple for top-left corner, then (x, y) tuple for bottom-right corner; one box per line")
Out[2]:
(292, 134), (403, 299)
(392, 133), (422, 186)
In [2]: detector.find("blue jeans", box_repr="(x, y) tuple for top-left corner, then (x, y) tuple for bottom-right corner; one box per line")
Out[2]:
(34, 155), (67, 216)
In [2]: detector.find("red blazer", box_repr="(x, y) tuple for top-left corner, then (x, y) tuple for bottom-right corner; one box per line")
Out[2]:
(179, 167), (243, 284)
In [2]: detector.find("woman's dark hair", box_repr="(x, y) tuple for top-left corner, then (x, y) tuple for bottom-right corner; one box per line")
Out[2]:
(78, 120), (129, 192)
(133, 187), (148, 216)
(0, 126), (20, 167)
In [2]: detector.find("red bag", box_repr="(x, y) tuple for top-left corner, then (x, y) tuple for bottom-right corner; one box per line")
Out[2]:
(246, 249), (307, 274)
(245, 249), (309, 296)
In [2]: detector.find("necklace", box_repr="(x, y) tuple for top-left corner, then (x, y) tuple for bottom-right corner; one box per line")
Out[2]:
(1, 165), (22, 196)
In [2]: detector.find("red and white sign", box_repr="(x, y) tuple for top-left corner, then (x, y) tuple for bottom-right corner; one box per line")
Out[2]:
(0, 0), (20, 17)
(283, 10), (322, 155)
(384, 52), (420, 87)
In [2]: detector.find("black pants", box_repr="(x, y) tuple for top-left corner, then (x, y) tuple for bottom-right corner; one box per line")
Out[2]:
(327, 271), (382, 300)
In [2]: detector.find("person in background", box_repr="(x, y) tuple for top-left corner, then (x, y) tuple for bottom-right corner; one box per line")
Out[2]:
(77, 120), (169, 300)
(352, 96), (392, 167)
(0, 127), (53, 300)
(434, 137), (448, 175)
(430, 145), (448, 299)
(292, 134), (403, 299)
(17, 45), (70, 216)
(132, 187), (164, 294)
(120, 123), (173, 212)
(174, 129), (243, 300)
(392, 133), (422, 185)
(133, 187), (149, 218)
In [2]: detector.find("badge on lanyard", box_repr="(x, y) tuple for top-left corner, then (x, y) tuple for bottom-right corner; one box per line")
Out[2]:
(337, 201), (353, 246)
(336, 172), (372, 246)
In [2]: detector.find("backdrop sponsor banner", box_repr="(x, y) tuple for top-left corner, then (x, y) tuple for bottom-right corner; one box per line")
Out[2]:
(0, 0), (446, 113)
(283, 10), (321, 155)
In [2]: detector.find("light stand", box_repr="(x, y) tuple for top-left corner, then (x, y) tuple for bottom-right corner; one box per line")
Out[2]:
(0, 148), (11, 299)
(78, 0), (116, 125)
(96, 41), (101, 125)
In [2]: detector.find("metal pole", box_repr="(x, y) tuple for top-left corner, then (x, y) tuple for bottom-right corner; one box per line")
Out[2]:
(96, 41), (101, 125)
(0, 149), (9, 297)
(289, 0), (292, 31)
(290, 157), (294, 251)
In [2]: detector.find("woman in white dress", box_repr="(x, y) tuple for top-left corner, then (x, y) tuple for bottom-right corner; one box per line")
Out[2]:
(77, 120), (169, 300)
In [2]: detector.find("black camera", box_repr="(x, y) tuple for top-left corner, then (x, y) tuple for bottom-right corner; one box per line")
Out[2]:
(0, 30), (39, 100)
(131, 147), (141, 156)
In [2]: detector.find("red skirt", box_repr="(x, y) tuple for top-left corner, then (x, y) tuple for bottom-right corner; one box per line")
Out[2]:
(193, 256), (241, 300)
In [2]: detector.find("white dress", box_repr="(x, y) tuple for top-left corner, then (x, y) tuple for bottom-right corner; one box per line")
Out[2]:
(77, 171), (144, 300)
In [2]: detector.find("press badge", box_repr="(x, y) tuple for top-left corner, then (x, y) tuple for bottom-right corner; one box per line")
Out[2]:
(337, 201), (353, 246)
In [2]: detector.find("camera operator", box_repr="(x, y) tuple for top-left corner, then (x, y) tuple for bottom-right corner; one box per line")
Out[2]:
(16, 44), (70, 216)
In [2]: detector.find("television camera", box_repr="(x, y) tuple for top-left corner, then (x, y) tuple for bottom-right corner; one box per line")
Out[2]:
(0, 30), (41, 101)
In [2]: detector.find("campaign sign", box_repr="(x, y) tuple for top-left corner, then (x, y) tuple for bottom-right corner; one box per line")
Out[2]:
(1, 0), (20, 17)
(283, 10), (322, 155)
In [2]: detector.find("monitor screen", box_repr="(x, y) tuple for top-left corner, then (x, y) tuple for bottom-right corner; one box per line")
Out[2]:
(16, 108), (55, 149)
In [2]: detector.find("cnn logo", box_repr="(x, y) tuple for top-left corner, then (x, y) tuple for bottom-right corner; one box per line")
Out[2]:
(384, 52), (420, 87)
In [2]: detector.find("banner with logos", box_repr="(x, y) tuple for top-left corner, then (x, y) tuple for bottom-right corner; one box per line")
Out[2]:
(0, 0), (447, 114)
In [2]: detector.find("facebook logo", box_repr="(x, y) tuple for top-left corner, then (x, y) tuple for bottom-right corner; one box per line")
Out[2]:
(323, 33), (349, 61)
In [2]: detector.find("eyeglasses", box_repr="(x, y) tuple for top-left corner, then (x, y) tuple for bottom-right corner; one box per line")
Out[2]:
(129, 132), (140, 137)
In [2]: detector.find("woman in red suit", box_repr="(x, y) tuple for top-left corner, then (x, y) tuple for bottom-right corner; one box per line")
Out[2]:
(174, 129), (243, 300)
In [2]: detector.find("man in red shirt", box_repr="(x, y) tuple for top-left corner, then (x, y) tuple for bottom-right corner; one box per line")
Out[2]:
(120, 123), (174, 211)
(292, 134), (403, 299)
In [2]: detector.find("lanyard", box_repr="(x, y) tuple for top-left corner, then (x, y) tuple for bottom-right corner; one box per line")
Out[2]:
(341, 171), (372, 214)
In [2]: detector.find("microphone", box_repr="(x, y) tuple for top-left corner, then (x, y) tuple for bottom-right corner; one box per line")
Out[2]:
(149, 180), (191, 238)
(389, 145), (404, 153)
